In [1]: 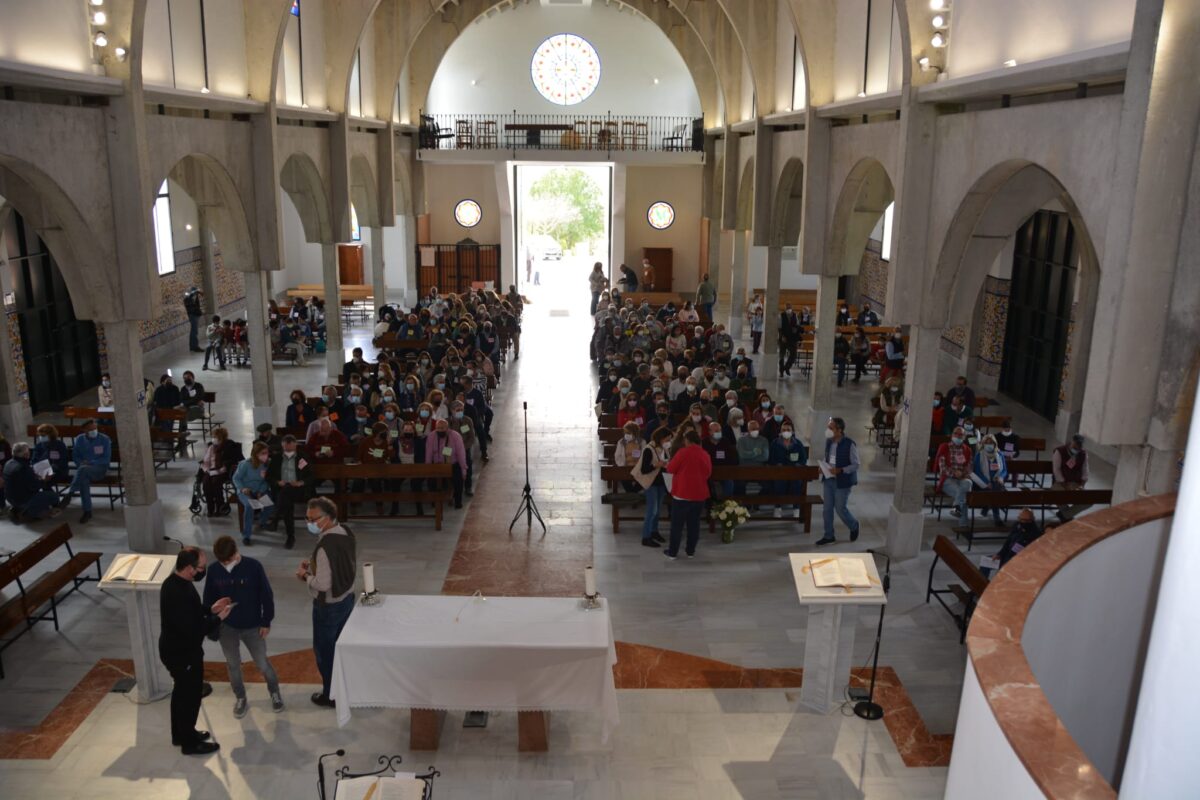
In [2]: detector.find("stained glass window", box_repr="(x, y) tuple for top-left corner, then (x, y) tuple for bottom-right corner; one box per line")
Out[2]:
(455, 199), (482, 228)
(531, 34), (601, 106)
(647, 201), (675, 230)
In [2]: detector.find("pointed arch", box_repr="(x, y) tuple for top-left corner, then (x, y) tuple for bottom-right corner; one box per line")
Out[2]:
(827, 157), (895, 277)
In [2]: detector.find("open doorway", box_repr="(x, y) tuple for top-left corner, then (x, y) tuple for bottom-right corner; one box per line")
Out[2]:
(515, 164), (612, 313)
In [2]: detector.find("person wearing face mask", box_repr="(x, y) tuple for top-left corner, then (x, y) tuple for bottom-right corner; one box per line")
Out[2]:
(993, 508), (1044, 570)
(60, 419), (111, 524)
(255, 422), (283, 456)
(615, 422), (646, 491)
(995, 419), (1020, 461)
(153, 372), (183, 435)
(881, 327), (906, 382)
(752, 395), (775, 428)
(935, 426), (975, 521)
(856, 302), (879, 328)
(735, 420), (771, 496)
(306, 417), (350, 468)
(703, 421), (738, 499)
(341, 347), (368, 383)
(663, 429), (712, 560)
(449, 401), (479, 495)
(768, 423), (808, 518)
(285, 391), (312, 429)
(1052, 434), (1092, 521)
(873, 377), (903, 430)
(833, 331), (850, 387)
(232, 442), (276, 546)
(942, 393), (973, 435)
(319, 386), (345, 426)
(203, 536), (283, 718)
(617, 390), (647, 430)
(717, 390), (741, 428)
(763, 404), (794, 443)
(725, 408), (746, 440)
(970, 433), (1009, 523)
(816, 417), (861, 545)
(666, 366), (690, 402)
(836, 304), (852, 327)
(179, 369), (206, 432)
(267, 434), (313, 548)
(97, 372), (115, 408)
(31, 424), (70, 484)
(426, 418), (468, 509)
(931, 392), (946, 435)
(631, 428), (671, 548)
(159, 547), (233, 754)
(671, 380), (701, 415)
(3, 442), (61, 521)
(199, 427), (242, 518)
(297, 498), (357, 709)
(348, 404), (375, 444)
(961, 419), (980, 449)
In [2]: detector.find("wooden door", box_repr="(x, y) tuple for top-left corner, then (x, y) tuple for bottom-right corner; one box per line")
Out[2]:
(643, 247), (673, 292)
(337, 244), (364, 284)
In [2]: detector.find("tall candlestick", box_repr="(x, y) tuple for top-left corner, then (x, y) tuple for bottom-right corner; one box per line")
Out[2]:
(363, 562), (376, 594)
(584, 565), (596, 597)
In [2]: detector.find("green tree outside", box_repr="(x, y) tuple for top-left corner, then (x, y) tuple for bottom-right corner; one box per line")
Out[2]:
(525, 168), (606, 252)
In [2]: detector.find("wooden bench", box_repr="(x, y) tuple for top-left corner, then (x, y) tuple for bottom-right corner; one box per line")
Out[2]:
(926, 534), (989, 643)
(961, 488), (1113, 549)
(26, 423), (125, 508)
(0, 524), (103, 678)
(751, 289), (817, 311)
(372, 334), (432, 353)
(312, 463), (455, 529)
(622, 292), (684, 308)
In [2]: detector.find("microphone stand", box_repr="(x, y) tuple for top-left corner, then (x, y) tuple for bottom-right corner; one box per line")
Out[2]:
(854, 549), (892, 721)
(508, 401), (546, 533)
(317, 749), (345, 800)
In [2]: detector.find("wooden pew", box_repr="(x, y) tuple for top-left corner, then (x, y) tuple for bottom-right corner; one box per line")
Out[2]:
(372, 334), (432, 353)
(623, 292), (684, 308)
(311, 463), (455, 529)
(962, 489), (1113, 549)
(926, 534), (989, 643)
(27, 422), (125, 508)
(0, 524), (103, 678)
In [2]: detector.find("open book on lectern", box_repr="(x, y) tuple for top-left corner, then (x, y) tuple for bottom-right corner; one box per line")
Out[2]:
(809, 557), (871, 589)
(106, 555), (162, 583)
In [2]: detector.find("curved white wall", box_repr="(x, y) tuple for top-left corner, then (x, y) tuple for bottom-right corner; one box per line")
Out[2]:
(425, 3), (701, 117)
(946, 0), (1135, 78)
(0, 0), (93, 74)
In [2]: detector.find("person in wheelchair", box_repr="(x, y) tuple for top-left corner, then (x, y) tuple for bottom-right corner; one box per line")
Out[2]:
(197, 427), (242, 517)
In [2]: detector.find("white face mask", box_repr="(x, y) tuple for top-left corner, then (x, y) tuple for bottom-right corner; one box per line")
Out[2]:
(825, 428), (835, 439)
(623, 433), (633, 442)
(782, 431), (793, 440)
(726, 399), (736, 407)
(749, 430), (760, 438)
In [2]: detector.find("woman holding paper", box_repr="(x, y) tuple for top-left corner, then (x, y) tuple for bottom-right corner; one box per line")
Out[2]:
(232, 442), (275, 546)
(32, 424), (70, 483)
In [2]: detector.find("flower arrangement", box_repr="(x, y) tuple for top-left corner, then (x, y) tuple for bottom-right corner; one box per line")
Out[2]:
(712, 499), (751, 543)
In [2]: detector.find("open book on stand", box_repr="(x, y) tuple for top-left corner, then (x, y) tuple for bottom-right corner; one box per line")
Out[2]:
(809, 557), (871, 589)
(106, 554), (162, 583)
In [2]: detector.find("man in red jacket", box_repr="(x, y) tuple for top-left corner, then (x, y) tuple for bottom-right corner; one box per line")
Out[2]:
(664, 429), (713, 560)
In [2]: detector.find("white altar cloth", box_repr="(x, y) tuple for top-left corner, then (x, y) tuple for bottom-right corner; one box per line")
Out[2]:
(330, 595), (619, 741)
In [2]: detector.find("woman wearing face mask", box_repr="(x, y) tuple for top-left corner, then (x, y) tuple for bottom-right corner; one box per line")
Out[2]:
(752, 394), (775, 428)
(413, 402), (435, 437)
(199, 426), (242, 517)
(354, 422), (393, 515)
(348, 403), (374, 444)
(873, 377), (903, 429)
(936, 426), (974, 520)
(232, 442), (275, 545)
(994, 419), (1020, 462)
(930, 392), (946, 435)
(32, 424), (71, 484)
(285, 391), (311, 430)
(617, 391), (646, 430)
(427, 389), (449, 422)
(971, 434), (1008, 526)
(97, 373), (115, 409)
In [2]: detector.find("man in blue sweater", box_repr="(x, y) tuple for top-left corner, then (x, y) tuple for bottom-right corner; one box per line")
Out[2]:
(203, 536), (284, 717)
(60, 418), (111, 524)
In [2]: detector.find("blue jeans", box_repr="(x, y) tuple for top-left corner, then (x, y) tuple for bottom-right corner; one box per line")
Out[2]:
(236, 493), (275, 540)
(821, 480), (859, 539)
(773, 479), (802, 510)
(313, 594), (356, 697)
(942, 478), (972, 519)
(703, 303), (714, 321)
(68, 464), (108, 513)
(667, 498), (703, 557)
(641, 484), (665, 541)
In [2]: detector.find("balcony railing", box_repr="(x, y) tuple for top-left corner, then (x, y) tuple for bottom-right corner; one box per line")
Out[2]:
(418, 112), (703, 153)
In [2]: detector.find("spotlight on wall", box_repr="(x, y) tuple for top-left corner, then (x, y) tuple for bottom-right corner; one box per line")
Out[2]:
(93, 31), (108, 47)
(931, 31), (946, 48)
(918, 55), (944, 75)
(301, 102), (310, 109)
(92, 10), (107, 24)
(931, 14), (945, 28)
(185, 223), (193, 231)
(90, 0), (104, 5)
(1002, 59), (1018, 68)
(930, 0), (947, 10)
(470, 79), (478, 86)
(857, 91), (866, 98)
(114, 47), (127, 61)
(653, 78), (660, 85)
(200, 86), (211, 94)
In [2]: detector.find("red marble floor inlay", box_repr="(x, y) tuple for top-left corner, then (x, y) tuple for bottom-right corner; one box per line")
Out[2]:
(0, 646), (951, 767)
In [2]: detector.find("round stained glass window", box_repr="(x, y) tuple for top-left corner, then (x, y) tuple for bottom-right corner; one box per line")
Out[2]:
(454, 199), (482, 228)
(647, 201), (675, 230)
(531, 33), (601, 106)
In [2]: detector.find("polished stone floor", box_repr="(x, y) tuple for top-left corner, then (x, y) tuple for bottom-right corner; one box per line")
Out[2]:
(0, 285), (1112, 799)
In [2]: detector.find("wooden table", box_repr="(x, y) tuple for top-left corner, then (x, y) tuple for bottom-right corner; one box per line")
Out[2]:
(505, 123), (572, 148)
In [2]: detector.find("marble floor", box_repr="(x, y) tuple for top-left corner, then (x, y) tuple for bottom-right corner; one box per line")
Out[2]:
(0, 287), (1113, 799)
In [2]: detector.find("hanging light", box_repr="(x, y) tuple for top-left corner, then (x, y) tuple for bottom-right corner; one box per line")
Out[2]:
(90, 0), (104, 5)
(93, 30), (108, 47)
(930, 0), (947, 10)
(931, 31), (946, 48)
(918, 56), (931, 70)
(92, 10), (107, 24)
(114, 47), (127, 61)
(200, 86), (211, 94)
(931, 14), (945, 28)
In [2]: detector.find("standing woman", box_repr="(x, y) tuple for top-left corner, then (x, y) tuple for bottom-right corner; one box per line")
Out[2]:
(589, 262), (609, 316)
(633, 427), (671, 548)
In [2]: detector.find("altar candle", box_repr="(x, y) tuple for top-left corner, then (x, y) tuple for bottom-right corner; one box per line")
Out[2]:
(363, 562), (375, 594)
(584, 566), (596, 597)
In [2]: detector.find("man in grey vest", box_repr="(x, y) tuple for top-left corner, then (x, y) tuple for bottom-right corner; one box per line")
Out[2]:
(817, 417), (861, 546)
(296, 497), (356, 708)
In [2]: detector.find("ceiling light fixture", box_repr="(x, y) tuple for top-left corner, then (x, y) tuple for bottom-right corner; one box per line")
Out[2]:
(200, 86), (210, 94)
(930, 0), (947, 10)
(931, 31), (946, 48)
(1002, 59), (1018, 68)
(93, 31), (107, 47)
(92, 10), (107, 24)
(931, 14), (945, 28)
(185, 223), (193, 231)
(114, 47), (127, 61)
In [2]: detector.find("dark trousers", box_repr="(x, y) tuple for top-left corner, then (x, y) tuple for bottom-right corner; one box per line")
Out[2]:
(445, 464), (464, 508)
(165, 655), (204, 746)
(590, 292), (601, 316)
(203, 341), (225, 369)
(201, 473), (227, 514)
(751, 331), (762, 353)
(277, 484), (308, 535)
(312, 594), (355, 697)
(835, 356), (847, 386)
(666, 498), (703, 557)
(188, 315), (201, 350)
(851, 353), (868, 379)
(779, 344), (796, 374)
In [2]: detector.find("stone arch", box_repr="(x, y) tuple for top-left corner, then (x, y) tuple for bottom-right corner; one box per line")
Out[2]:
(770, 157), (805, 248)
(350, 155), (380, 229)
(0, 158), (115, 322)
(280, 152), (334, 245)
(735, 156), (755, 232)
(152, 154), (258, 273)
(394, 155), (412, 216)
(827, 157), (895, 277)
(929, 159), (1102, 427)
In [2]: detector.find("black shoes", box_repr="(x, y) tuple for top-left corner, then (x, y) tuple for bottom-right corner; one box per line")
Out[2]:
(815, 537), (836, 546)
(173, 730), (211, 746)
(310, 692), (336, 708)
(182, 741), (220, 756)
(284, 535), (295, 549)
(79, 512), (92, 524)
(850, 528), (860, 542)
(641, 539), (659, 548)
(200, 682), (213, 699)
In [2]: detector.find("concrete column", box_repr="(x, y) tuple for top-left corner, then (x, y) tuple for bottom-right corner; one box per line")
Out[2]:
(103, 320), (165, 553)
(322, 244), (344, 378)
(885, 325), (941, 560)
(243, 270), (276, 427)
(369, 225), (386, 314)
(760, 245), (782, 378)
(0, 240), (32, 439)
(196, 210), (220, 315)
(402, 215), (417, 306)
(727, 230), (748, 337)
(806, 275), (840, 450)
(611, 164), (627, 279)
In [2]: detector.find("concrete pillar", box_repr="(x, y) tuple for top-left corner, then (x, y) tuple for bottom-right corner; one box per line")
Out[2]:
(727, 230), (748, 338)
(369, 225), (386, 314)
(322, 244), (343, 378)
(761, 245), (782, 378)
(611, 164), (627, 280)
(806, 275), (840, 450)
(103, 320), (165, 553)
(243, 271), (276, 427)
(197, 210), (220, 315)
(885, 325), (941, 560)
(402, 215), (417, 307)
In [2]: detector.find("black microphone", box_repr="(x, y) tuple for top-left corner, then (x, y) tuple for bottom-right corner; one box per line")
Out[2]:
(162, 535), (186, 551)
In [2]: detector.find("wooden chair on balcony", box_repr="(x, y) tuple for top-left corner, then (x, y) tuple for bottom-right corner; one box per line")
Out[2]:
(589, 120), (605, 150)
(476, 120), (498, 148)
(620, 121), (637, 150)
(634, 122), (648, 151)
(455, 119), (473, 149)
(600, 121), (619, 150)
(571, 120), (591, 150)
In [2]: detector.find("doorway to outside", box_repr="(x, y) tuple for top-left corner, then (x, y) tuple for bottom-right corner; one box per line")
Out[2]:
(514, 164), (612, 316)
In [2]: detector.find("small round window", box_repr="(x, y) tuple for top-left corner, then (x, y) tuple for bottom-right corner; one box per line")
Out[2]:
(454, 199), (482, 228)
(647, 201), (675, 230)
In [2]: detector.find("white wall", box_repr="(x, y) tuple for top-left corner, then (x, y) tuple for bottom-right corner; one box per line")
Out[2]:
(426, 3), (700, 117)
(143, 0), (174, 86)
(0, 0), (93, 73)
(833, 0), (899, 101)
(204, 0), (249, 97)
(623, 165), (702, 292)
(738, 55), (755, 122)
(947, 0), (1136, 78)
(424, 164), (501, 244)
(167, 178), (200, 251)
(280, 189), (324, 290)
(278, 10), (302, 106)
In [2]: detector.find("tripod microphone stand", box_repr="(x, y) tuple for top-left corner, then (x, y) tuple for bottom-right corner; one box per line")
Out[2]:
(854, 549), (892, 721)
(508, 401), (546, 533)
